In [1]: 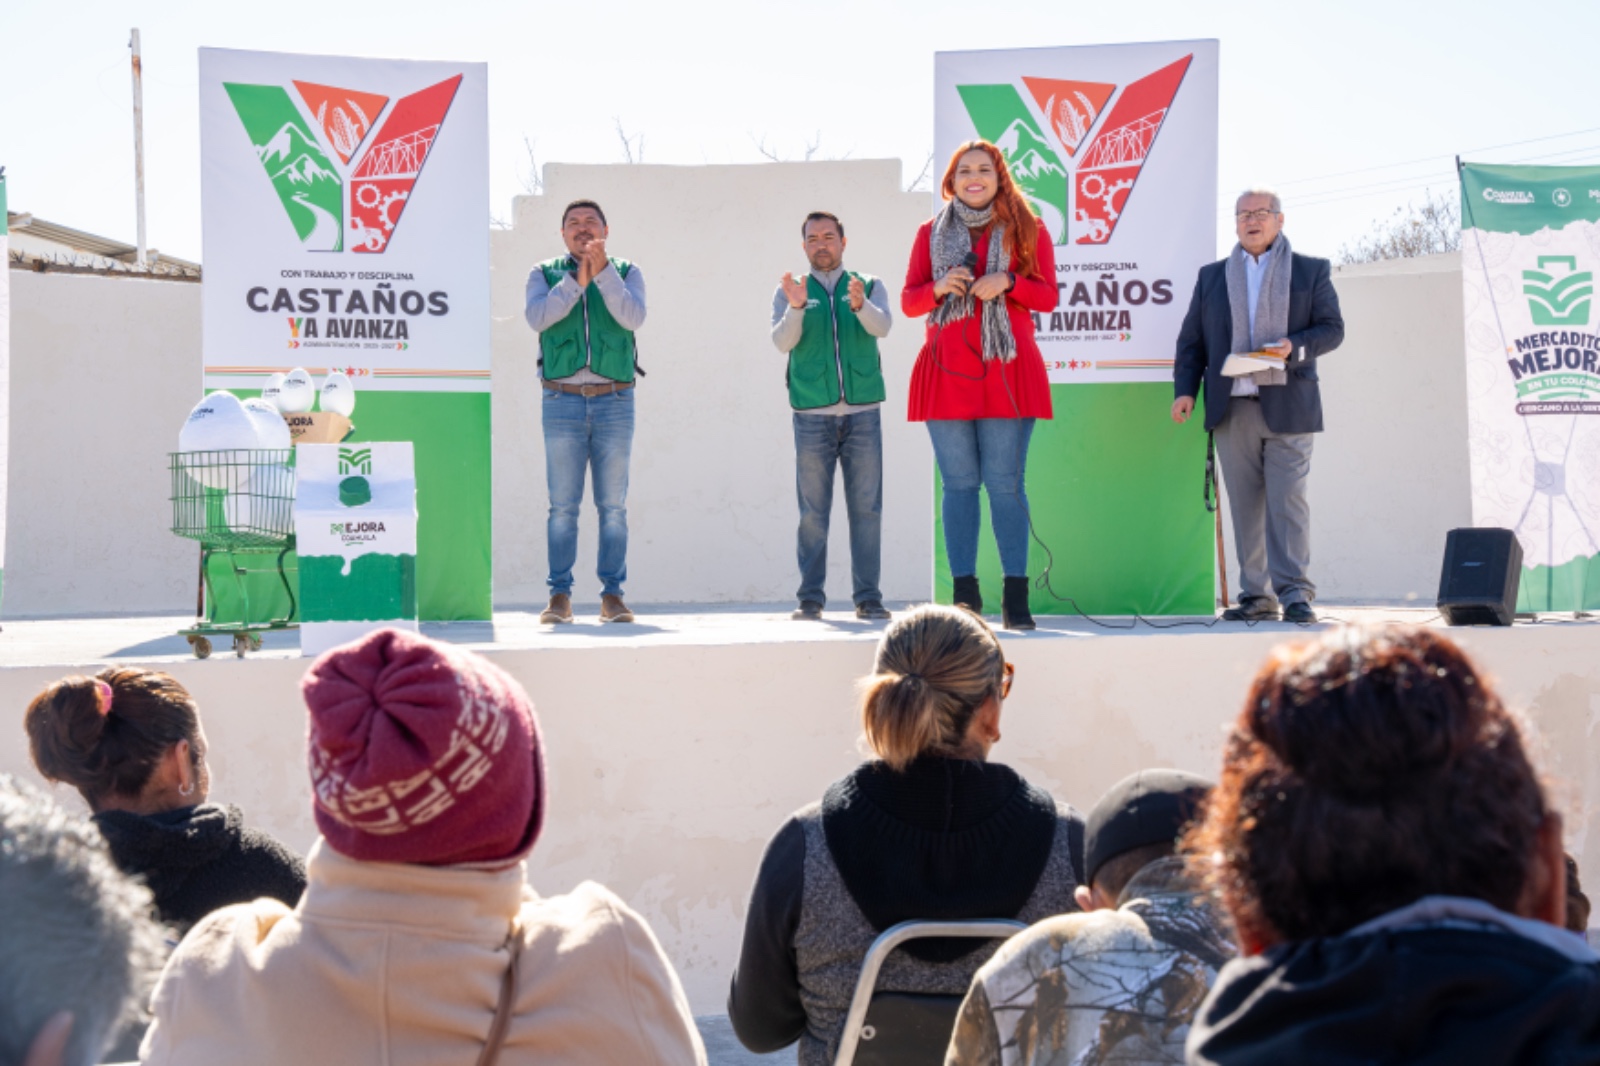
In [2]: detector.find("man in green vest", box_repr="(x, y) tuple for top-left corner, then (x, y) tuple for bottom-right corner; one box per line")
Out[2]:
(524, 199), (647, 624)
(771, 211), (892, 621)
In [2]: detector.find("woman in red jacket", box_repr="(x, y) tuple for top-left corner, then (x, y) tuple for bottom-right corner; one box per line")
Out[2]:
(903, 140), (1059, 630)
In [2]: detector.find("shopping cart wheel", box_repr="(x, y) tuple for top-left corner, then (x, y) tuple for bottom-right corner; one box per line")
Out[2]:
(188, 635), (212, 660)
(232, 633), (261, 658)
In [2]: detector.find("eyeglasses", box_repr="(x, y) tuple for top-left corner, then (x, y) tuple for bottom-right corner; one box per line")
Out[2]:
(1236, 208), (1278, 222)
(1000, 661), (1015, 699)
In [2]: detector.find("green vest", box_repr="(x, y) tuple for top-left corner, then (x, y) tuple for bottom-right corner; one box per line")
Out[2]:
(537, 256), (638, 383)
(787, 272), (886, 410)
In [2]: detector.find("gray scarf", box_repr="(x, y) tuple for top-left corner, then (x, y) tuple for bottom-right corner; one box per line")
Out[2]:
(929, 200), (1016, 362)
(1225, 232), (1292, 386)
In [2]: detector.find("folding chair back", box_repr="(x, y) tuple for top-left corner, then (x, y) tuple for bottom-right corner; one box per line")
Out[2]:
(833, 918), (1026, 1066)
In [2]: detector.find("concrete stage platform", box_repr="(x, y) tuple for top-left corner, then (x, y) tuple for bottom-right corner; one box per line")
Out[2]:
(1, 604), (1598, 1033)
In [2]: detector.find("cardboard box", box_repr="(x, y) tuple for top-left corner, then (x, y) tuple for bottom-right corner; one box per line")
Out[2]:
(284, 412), (353, 445)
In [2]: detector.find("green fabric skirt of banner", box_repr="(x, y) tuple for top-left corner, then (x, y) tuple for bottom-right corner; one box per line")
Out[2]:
(934, 383), (1215, 616)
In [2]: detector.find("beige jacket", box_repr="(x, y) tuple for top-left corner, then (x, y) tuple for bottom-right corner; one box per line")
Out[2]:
(139, 840), (706, 1065)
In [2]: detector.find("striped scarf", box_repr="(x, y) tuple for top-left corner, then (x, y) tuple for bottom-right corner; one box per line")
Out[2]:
(929, 199), (1017, 363)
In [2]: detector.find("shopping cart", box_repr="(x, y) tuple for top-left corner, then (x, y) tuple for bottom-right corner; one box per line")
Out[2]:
(169, 449), (297, 658)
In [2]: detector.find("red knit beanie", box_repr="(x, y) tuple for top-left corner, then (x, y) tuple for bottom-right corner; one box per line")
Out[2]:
(302, 628), (544, 866)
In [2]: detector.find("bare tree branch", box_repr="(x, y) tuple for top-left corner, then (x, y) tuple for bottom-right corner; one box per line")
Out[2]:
(750, 132), (783, 162)
(751, 130), (855, 164)
(1337, 188), (1460, 264)
(613, 118), (644, 164)
(906, 151), (936, 193)
(518, 136), (544, 194)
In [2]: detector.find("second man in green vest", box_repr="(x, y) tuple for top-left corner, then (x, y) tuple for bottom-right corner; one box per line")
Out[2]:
(771, 211), (892, 621)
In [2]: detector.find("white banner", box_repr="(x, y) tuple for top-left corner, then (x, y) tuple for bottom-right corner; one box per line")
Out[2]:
(198, 48), (494, 623)
(0, 171), (9, 609)
(198, 49), (489, 393)
(1460, 162), (1600, 611)
(934, 40), (1218, 384)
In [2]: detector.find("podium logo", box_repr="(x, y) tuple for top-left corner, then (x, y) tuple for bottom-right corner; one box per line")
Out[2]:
(225, 75), (463, 254)
(958, 55), (1192, 246)
(339, 447), (373, 476)
(1524, 257), (1593, 327)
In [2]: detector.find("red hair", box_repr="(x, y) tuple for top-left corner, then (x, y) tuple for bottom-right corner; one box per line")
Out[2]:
(939, 140), (1041, 279)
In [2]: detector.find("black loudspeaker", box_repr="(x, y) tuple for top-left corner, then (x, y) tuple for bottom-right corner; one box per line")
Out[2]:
(1438, 528), (1523, 626)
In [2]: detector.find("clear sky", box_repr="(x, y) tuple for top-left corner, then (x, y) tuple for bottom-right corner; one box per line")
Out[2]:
(5, 0), (1598, 263)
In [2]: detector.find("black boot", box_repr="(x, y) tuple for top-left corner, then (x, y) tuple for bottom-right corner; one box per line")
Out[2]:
(952, 575), (983, 615)
(1002, 577), (1035, 631)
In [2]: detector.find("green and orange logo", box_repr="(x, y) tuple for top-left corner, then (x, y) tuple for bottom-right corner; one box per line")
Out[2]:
(225, 76), (462, 254)
(958, 56), (1191, 247)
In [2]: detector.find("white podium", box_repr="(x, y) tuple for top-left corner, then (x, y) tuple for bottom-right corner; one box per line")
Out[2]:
(294, 443), (419, 657)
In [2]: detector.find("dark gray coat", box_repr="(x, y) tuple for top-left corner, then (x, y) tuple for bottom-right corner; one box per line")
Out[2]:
(1173, 252), (1346, 434)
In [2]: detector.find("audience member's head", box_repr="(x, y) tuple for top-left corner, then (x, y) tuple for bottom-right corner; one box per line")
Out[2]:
(857, 603), (1008, 771)
(1075, 769), (1212, 911)
(301, 628), (545, 867)
(1567, 853), (1591, 935)
(0, 775), (164, 1066)
(1185, 624), (1563, 954)
(25, 668), (208, 815)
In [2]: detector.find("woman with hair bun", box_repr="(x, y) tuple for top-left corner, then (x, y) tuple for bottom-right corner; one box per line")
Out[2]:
(24, 668), (304, 932)
(903, 140), (1061, 630)
(1186, 625), (1600, 1064)
(728, 604), (1083, 1065)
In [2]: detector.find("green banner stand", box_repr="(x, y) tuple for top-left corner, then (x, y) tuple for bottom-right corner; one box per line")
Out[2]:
(341, 391), (490, 621)
(934, 383), (1214, 616)
(1460, 162), (1600, 612)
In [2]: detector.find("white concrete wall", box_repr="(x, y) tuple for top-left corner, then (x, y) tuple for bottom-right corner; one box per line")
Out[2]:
(489, 161), (932, 607)
(5, 174), (1470, 617)
(6, 271), (201, 616)
(0, 623), (1595, 1013)
(1257, 252), (1469, 605)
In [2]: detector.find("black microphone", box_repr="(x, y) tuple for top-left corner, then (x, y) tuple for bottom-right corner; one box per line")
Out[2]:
(958, 251), (978, 293)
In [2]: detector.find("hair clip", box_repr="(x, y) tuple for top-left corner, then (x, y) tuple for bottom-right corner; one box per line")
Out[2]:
(94, 679), (114, 716)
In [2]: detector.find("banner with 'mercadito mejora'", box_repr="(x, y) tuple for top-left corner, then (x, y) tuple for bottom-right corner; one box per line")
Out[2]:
(0, 172), (10, 617)
(1461, 162), (1600, 611)
(933, 41), (1218, 615)
(199, 48), (489, 621)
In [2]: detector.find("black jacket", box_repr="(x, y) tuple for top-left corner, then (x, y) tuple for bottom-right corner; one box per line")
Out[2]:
(1173, 252), (1345, 434)
(1189, 899), (1600, 1065)
(94, 803), (306, 934)
(727, 757), (1084, 1053)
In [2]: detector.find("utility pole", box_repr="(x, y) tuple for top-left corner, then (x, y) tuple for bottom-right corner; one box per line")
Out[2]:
(130, 28), (147, 267)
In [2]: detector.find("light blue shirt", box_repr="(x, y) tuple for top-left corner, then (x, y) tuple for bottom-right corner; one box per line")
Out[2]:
(1232, 248), (1273, 398)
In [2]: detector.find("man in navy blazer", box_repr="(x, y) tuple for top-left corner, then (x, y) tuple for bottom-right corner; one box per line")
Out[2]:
(1172, 190), (1345, 623)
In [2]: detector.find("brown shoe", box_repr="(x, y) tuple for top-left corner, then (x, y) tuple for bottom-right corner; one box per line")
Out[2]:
(540, 593), (573, 624)
(600, 594), (635, 623)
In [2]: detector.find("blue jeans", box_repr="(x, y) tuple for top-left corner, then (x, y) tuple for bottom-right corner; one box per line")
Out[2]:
(794, 409), (883, 606)
(542, 388), (634, 597)
(926, 418), (1035, 579)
